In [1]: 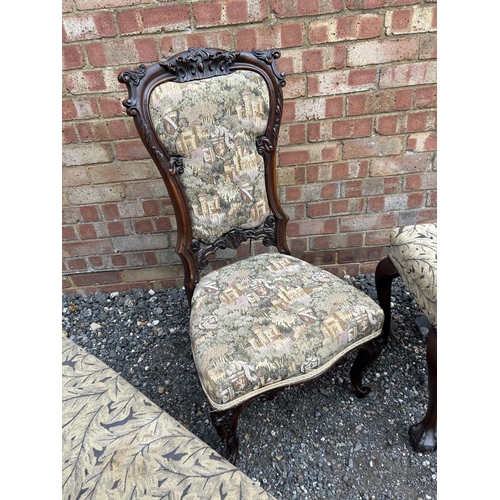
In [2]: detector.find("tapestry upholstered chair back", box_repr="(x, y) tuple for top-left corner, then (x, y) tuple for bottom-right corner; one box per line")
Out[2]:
(119, 48), (384, 464)
(119, 48), (290, 302)
(150, 70), (270, 244)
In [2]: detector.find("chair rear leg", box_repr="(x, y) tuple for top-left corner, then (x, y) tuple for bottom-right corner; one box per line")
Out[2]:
(375, 256), (399, 343)
(350, 340), (382, 398)
(409, 325), (437, 452)
(210, 404), (245, 465)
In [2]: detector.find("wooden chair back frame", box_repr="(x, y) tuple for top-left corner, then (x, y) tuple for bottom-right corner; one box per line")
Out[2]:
(119, 48), (291, 303)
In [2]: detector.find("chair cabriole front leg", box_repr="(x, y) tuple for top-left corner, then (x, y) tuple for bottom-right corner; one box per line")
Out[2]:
(210, 404), (245, 465)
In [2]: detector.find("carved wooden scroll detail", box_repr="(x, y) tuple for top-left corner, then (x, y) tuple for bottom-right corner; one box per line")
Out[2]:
(160, 47), (240, 83)
(192, 216), (277, 270)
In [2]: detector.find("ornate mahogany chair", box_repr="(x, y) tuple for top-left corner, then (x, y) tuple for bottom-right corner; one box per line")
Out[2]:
(375, 223), (437, 452)
(119, 47), (384, 464)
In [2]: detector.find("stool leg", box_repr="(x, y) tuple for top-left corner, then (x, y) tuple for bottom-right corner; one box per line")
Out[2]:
(375, 256), (399, 343)
(409, 325), (437, 452)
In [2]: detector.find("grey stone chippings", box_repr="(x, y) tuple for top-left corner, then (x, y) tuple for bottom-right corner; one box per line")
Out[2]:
(62, 274), (437, 500)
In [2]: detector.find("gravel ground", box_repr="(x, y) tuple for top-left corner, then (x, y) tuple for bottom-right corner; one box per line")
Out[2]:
(62, 273), (437, 500)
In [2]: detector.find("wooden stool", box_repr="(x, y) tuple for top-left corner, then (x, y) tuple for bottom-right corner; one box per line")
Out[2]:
(375, 224), (437, 453)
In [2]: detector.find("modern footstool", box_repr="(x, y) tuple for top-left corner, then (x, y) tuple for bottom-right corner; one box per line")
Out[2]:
(375, 223), (437, 453)
(62, 336), (276, 499)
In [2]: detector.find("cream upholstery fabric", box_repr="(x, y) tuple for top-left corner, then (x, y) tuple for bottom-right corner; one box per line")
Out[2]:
(388, 224), (437, 326)
(190, 253), (384, 411)
(62, 337), (276, 500)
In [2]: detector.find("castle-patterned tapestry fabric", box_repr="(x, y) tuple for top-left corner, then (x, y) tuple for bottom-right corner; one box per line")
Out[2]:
(149, 71), (271, 244)
(189, 253), (384, 410)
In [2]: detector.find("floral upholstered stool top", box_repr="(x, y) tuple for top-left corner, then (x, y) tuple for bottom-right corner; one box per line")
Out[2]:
(62, 336), (276, 499)
(375, 223), (437, 453)
(388, 224), (437, 327)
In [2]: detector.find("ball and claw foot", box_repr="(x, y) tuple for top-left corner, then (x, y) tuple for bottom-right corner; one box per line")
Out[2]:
(409, 421), (437, 453)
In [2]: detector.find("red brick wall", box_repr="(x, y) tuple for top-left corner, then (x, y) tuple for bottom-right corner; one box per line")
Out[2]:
(62, 0), (437, 295)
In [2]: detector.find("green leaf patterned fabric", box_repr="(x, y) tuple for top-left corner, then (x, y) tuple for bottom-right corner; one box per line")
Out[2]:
(190, 253), (384, 411)
(388, 223), (437, 326)
(149, 70), (271, 244)
(62, 337), (276, 500)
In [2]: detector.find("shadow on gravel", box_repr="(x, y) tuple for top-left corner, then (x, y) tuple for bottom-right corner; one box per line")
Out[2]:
(62, 274), (437, 500)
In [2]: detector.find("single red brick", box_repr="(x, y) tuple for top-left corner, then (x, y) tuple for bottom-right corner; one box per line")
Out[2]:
(117, 9), (142, 35)
(63, 124), (79, 144)
(281, 22), (305, 47)
(279, 149), (309, 166)
(144, 252), (159, 266)
(368, 196), (385, 212)
(408, 192), (425, 208)
(115, 140), (150, 161)
(347, 95), (366, 116)
(310, 235), (330, 250)
(134, 219), (154, 233)
(383, 176), (400, 194)
(235, 27), (261, 51)
(427, 191), (437, 207)
(86, 42), (106, 66)
(63, 226), (77, 240)
(288, 123), (306, 144)
(302, 49), (323, 72)
(155, 217), (172, 231)
(67, 258), (88, 271)
(84, 70), (106, 92)
(391, 9), (413, 32)
(142, 200), (160, 216)
(193, 1), (222, 27)
(79, 224), (97, 239)
(142, 5), (190, 31)
(308, 201), (330, 217)
(62, 100), (77, 121)
(63, 239), (115, 258)
(320, 183), (337, 199)
(226, 0), (248, 24)
(375, 115), (398, 135)
(407, 111), (428, 133)
(307, 123), (320, 142)
(332, 199), (350, 214)
(358, 15), (383, 38)
(298, 0), (319, 15)
(343, 179), (363, 198)
(63, 45), (86, 70)
(404, 173), (423, 191)
(99, 97), (125, 118)
(80, 206), (100, 222)
(89, 256), (104, 268)
(348, 68), (378, 86)
(414, 86), (437, 108)
(102, 204), (120, 219)
(111, 254), (127, 267)
(107, 119), (133, 140)
(325, 97), (343, 118)
(309, 23), (329, 45)
(321, 145), (341, 161)
(71, 270), (123, 287)
(108, 221), (126, 236)
(285, 186), (302, 202)
(135, 38), (158, 62)
(93, 12), (117, 37)
(282, 101), (296, 123)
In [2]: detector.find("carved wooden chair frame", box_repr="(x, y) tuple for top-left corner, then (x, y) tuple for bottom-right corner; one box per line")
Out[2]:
(119, 48), (382, 464)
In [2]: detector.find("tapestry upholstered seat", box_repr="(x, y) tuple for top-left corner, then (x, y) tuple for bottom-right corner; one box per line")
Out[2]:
(119, 47), (384, 464)
(375, 223), (437, 452)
